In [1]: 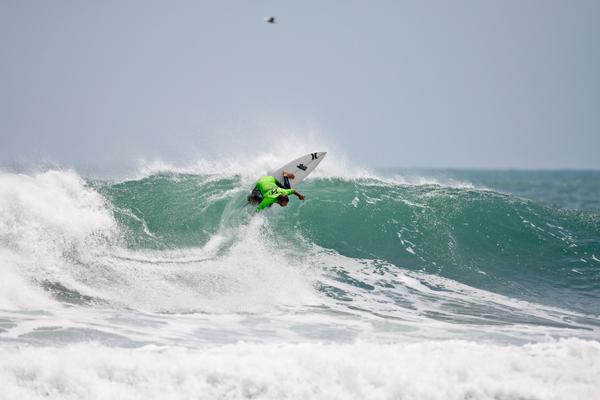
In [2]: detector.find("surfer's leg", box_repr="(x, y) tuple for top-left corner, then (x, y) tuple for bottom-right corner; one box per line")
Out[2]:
(275, 177), (292, 189)
(277, 172), (293, 189)
(283, 175), (291, 189)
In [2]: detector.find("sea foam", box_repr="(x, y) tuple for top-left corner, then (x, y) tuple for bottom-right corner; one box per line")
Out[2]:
(1, 339), (599, 400)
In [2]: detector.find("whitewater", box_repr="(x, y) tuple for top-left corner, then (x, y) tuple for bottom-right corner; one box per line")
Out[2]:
(1, 154), (599, 400)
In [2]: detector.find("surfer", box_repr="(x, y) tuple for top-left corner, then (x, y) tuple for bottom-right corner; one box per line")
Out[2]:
(248, 172), (305, 211)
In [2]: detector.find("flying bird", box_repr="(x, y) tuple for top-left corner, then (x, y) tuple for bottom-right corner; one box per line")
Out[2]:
(264, 16), (276, 24)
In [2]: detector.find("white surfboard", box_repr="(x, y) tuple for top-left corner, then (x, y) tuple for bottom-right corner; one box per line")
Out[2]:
(270, 152), (327, 186)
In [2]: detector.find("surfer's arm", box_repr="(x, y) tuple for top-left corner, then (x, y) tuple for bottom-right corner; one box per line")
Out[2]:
(280, 187), (304, 200)
(279, 188), (302, 199)
(292, 190), (305, 201)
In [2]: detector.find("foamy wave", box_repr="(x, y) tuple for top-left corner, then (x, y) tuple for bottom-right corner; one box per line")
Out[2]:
(0, 169), (117, 309)
(0, 169), (117, 249)
(1, 339), (598, 400)
(0, 169), (317, 313)
(0, 250), (52, 310)
(78, 216), (319, 313)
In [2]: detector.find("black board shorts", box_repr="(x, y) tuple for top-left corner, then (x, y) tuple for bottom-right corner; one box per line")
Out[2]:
(248, 187), (263, 204)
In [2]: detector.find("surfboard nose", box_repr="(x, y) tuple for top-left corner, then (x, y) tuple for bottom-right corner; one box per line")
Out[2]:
(311, 152), (327, 160)
(269, 152), (328, 186)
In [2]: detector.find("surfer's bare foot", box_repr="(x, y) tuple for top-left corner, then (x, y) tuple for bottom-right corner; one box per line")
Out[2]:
(283, 171), (295, 179)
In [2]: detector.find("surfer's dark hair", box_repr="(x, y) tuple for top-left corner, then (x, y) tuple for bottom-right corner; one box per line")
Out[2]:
(278, 194), (289, 205)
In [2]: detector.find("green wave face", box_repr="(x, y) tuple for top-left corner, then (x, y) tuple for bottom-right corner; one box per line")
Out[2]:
(96, 174), (242, 248)
(96, 173), (600, 315)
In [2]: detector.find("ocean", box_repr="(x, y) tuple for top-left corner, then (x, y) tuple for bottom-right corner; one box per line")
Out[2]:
(1, 157), (599, 399)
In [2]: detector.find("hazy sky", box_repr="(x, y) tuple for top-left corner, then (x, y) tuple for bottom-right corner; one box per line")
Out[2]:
(1, 1), (599, 169)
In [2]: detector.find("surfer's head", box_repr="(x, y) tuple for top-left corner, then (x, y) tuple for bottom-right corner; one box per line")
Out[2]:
(277, 194), (289, 207)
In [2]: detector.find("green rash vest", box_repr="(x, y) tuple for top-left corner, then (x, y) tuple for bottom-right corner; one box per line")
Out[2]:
(255, 176), (294, 211)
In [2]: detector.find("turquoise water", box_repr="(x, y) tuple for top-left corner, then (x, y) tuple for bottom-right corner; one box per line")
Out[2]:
(1, 165), (599, 398)
(94, 170), (600, 316)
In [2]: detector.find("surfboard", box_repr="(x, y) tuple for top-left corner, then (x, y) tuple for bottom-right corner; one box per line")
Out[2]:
(270, 152), (327, 185)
